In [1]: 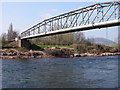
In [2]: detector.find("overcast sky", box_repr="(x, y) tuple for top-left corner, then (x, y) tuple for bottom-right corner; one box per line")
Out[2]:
(0, 0), (119, 42)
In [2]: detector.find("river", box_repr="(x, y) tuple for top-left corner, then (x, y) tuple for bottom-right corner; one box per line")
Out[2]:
(2, 56), (118, 88)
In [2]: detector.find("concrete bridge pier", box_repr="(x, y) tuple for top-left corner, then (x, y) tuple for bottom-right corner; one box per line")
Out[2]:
(15, 37), (31, 49)
(19, 39), (31, 49)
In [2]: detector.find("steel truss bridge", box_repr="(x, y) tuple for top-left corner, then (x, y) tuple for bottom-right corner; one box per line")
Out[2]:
(21, 1), (120, 39)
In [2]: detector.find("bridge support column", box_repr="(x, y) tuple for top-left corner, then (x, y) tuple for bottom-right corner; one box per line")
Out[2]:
(18, 39), (31, 49)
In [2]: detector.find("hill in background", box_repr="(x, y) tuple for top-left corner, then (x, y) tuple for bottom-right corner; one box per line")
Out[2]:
(89, 37), (117, 46)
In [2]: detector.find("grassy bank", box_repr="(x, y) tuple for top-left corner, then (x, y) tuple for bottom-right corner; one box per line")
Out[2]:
(37, 45), (73, 49)
(1, 42), (120, 59)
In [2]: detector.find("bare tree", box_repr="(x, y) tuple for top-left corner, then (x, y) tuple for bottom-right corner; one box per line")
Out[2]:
(2, 33), (7, 42)
(7, 23), (18, 40)
(7, 23), (13, 40)
(74, 32), (86, 43)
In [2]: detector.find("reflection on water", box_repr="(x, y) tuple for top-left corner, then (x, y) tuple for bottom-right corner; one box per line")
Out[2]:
(2, 56), (118, 88)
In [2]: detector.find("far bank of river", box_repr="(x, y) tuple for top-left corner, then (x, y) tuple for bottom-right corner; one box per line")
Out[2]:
(0, 48), (120, 59)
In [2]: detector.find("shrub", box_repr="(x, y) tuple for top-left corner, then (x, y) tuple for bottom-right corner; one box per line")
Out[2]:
(72, 44), (87, 53)
(46, 47), (73, 57)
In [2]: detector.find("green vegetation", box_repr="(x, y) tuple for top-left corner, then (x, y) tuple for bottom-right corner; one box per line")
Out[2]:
(46, 47), (74, 57)
(38, 45), (73, 49)
(2, 41), (18, 48)
(31, 33), (75, 45)
(1, 23), (19, 48)
(72, 43), (119, 53)
(15, 47), (29, 52)
(72, 44), (87, 53)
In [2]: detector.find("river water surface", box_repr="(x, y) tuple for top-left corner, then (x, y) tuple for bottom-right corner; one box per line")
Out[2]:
(2, 56), (118, 88)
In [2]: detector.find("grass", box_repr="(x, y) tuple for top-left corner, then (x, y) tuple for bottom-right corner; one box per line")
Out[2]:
(37, 45), (73, 49)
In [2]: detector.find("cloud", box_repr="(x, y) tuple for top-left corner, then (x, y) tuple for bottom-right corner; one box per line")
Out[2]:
(41, 13), (52, 19)
(40, 8), (59, 20)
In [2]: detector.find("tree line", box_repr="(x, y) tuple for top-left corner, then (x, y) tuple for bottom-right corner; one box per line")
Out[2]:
(30, 32), (93, 46)
(0, 23), (19, 47)
(30, 23), (93, 45)
(1, 23), (18, 40)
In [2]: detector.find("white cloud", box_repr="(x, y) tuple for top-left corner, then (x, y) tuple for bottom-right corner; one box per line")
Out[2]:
(41, 13), (52, 19)
(40, 8), (59, 20)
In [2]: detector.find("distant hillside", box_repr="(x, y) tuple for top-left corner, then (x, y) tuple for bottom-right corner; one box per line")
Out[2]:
(89, 38), (117, 46)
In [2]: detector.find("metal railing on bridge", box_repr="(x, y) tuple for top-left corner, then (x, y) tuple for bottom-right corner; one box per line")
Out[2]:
(21, 1), (120, 39)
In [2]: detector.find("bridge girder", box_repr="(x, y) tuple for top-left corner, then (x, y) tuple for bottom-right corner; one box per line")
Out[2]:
(21, 1), (120, 39)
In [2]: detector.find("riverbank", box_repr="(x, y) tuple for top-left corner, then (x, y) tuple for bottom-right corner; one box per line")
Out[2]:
(0, 48), (55, 59)
(0, 48), (120, 59)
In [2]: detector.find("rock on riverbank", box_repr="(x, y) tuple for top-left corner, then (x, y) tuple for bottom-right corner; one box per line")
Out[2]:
(0, 48), (120, 59)
(73, 52), (120, 57)
(0, 49), (54, 59)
